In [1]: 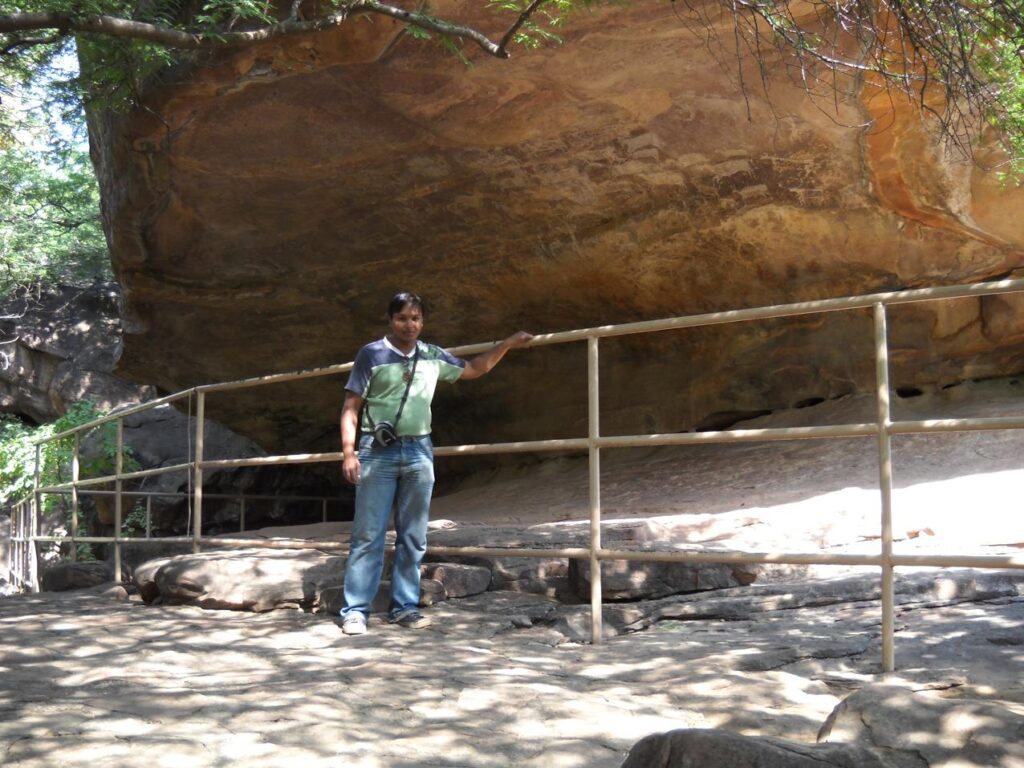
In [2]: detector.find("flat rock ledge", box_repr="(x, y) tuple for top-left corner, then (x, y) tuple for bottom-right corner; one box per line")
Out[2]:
(126, 538), (1024, 646)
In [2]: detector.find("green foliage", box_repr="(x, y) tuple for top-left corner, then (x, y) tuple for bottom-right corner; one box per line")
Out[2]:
(0, 413), (44, 505)
(1, 43), (109, 295)
(121, 503), (149, 537)
(976, 25), (1024, 180)
(0, 135), (109, 295)
(194, 0), (275, 30)
(489, 0), (585, 49)
(43, 400), (140, 488)
(1, 401), (140, 559)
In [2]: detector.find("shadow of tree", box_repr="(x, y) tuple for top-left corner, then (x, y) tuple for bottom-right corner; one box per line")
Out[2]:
(1, 576), (1021, 767)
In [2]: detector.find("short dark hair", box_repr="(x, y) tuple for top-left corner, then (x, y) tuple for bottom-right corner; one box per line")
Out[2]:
(387, 292), (427, 318)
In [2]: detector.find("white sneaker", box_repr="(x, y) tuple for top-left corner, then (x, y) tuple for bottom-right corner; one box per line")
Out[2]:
(341, 613), (367, 635)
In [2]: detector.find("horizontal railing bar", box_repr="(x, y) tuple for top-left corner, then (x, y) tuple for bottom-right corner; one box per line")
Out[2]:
(37, 412), (1023, 486)
(435, 438), (590, 456)
(41, 389), (196, 444)
(37, 489), (342, 503)
(598, 423), (878, 449)
(201, 452), (343, 469)
(33, 536), (193, 544)
(37, 476), (113, 492)
(890, 554), (1024, 568)
(198, 362), (355, 394)
(118, 463), (193, 482)
(79, 277), (1024, 410)
(199, 538), (344, 549)
(889, 416), (1024, 434)
(427, 545), (594, 559)
(595, 548), (884, 566)
(28, 536), (1022, 572)
(449, 278), (1024, 355)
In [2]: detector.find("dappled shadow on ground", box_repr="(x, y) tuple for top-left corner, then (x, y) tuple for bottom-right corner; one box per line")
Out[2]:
(1, 581), (1021, 767)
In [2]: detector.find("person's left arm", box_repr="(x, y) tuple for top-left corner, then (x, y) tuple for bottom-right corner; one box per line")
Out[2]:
(460, 331), (534, 380)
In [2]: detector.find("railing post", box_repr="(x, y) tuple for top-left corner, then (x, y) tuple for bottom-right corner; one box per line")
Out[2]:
(70, 433), (80, 562)
(31, 444), (41, 592)
(239, 496), (246, 532)
(194, 391), (206, 554)
(145, 495), (152, 539)
(322, 498), (328, 524)
(8, 502), (16, 587)
(588, 336), (603, 644)
(873, 302), (896, 673)
(114, 418), (124, 584)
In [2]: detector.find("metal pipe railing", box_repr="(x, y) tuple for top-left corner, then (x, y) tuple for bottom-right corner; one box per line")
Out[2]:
(10, 276), (1024, 674)
(873, 303), (896, 671)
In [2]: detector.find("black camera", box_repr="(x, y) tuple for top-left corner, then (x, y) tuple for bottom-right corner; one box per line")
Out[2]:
(373, 421), (399, 448)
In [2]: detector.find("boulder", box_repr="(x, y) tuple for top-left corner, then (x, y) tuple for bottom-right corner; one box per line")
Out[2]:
(135, 547), (478, 613)
(620, 729), (896, 768)
(421, 562), (491, 598)
(570, 555), (756, 601)
(136, 548), (345, 611)
(818, 685), (1024, 768)
(427, 523), (576, 598)
(40, 560), (126, 592)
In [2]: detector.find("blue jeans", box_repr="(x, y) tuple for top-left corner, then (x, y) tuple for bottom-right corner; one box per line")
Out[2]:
(341, 435), (435, 621)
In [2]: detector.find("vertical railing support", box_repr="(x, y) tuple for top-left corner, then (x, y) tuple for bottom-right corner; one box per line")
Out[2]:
(194, 391), (206, 554)
(322, 498), (328, 524)
(588, 336), (603, 644)
(145, 496), (152, 539)
(31, 444), (41, 592)
(114, 418), (124, 584)
(873, 302), (896, 673)
(8, 503), (16, 587)
(240, 496), (246, 532)
(70, 433), (80, 562)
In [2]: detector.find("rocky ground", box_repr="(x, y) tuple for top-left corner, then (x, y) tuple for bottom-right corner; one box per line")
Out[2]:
(1, 378), (1022, 767)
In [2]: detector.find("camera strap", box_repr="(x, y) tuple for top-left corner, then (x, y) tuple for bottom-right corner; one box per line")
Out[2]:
(364, 346), (420, 434)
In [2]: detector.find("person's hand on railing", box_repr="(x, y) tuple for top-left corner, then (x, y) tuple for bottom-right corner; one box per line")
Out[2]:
(460, 330), (534, 380)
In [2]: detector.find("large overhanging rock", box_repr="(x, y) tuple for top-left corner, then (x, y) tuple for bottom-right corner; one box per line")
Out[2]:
(87, 2), (1024, 453)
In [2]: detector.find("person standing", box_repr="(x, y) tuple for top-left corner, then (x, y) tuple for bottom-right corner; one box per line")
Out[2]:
(338, 292), (532, 635)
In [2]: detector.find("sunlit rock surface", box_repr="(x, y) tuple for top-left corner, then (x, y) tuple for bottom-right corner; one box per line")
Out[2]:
(87, 2), (1024, 452)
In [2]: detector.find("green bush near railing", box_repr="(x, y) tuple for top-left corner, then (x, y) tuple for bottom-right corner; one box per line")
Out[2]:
(1, 401), (142, 560)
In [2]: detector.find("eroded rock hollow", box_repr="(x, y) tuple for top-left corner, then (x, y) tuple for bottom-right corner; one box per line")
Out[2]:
(88, 2), (1024, 455)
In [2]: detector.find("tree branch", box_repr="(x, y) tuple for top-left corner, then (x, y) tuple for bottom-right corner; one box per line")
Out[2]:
(1, 32), (64, 55)
(0, 2), (511, 58)
(497, 0), (547, 55)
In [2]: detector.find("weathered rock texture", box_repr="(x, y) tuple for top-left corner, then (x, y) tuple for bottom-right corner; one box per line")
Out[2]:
(87, 2), (1024, 454)
(620, 729), (894, 768)
(0, 282), (344, 535)
(0, 284), (153, 423)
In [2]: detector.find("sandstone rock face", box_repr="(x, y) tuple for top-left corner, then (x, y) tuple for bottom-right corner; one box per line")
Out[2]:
(88, 3), (1024, 453)
(0, 281), (343, 535)
(0, 284), (154, 423)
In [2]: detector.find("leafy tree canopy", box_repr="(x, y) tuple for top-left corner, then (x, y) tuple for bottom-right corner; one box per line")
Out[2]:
(0, 68), (108, 296)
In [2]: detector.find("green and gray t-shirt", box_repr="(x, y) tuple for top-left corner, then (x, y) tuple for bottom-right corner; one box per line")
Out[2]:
(345, 338), (466, 437)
